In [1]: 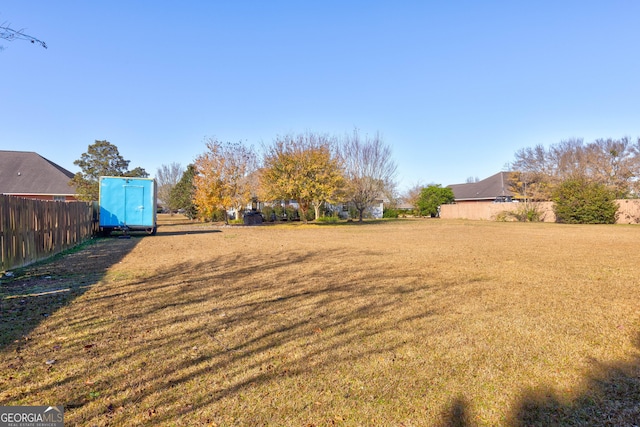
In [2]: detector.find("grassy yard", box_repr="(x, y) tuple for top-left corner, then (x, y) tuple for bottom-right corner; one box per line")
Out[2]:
(1, 216), (639, 426)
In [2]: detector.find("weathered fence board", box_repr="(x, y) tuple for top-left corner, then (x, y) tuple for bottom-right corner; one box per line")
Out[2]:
(0, 195), (97, 271)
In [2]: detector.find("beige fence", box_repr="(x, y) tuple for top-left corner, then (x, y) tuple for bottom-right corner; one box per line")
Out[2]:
(440, 200), (640, 224)
(0, 195), (97, 271)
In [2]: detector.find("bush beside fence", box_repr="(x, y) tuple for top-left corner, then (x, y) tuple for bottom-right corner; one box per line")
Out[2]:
(0, 195), (97, 271)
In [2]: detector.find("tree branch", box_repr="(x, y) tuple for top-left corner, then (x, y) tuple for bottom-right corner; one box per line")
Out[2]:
(0, 24), (47, 49)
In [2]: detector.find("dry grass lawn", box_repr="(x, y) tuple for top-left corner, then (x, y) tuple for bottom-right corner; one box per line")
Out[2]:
(1, 215), (639, 426)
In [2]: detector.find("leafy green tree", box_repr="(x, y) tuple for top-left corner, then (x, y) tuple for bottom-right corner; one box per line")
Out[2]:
(70, 140), (148, 201)
(124, 167), (149, 178)
(552, 178), (618, 224)
(417, 185), (455, 217)
(169, 164), (198, 219)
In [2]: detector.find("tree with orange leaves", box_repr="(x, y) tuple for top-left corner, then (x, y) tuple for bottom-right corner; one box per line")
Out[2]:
(261, 133), (344, 223)
(193, 139), (257, 224)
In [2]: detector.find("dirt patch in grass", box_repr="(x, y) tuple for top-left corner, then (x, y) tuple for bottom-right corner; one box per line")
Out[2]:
(1, 215), (639, 425)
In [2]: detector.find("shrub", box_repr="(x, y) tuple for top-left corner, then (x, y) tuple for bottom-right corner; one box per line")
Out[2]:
(495, 203), (544, 222)
(552, 178), (618, 224)
(348, 205), (359, 220)
(285, 206), (300, 221)
(383, 208), (399, 218)
(304, 209), (315, 222)
(210, 209), (227, 222)
(316, 215), (340, 224)
(273, 205), (285, 220)
(262, 206), (276, 222)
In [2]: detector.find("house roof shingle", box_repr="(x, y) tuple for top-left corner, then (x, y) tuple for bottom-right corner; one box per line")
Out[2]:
(0, 151), (77, 196)
(448, 172), (516, 201)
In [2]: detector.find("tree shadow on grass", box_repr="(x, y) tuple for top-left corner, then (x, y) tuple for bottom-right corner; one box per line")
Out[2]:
(10, 225), (639, 425)
(439, 396), (474, 427)
(0, 236), (141, 350)
(9, 244), (444, 424)
(436, 334), (640, 426)
(509, 337), (640, 426)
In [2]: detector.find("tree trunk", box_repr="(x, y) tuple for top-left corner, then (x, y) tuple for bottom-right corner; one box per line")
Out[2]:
(299, 200), (311, 224)
(300, 206), (308, 224)
(313, 203), (321, 221)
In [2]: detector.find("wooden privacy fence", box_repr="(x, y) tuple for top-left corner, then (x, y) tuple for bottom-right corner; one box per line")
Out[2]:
(0, 195), (98, 271)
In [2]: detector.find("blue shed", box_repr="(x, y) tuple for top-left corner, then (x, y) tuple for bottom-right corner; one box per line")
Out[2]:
(99, 176), (157, 236)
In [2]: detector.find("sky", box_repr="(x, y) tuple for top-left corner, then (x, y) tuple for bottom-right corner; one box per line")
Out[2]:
(2, 1), (640, 192)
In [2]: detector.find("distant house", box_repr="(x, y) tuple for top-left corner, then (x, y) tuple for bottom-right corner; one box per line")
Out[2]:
(368, 196), (387, 219)
(335, 196), (388, 219)
(0, 151), (78, 201)
(244, 196), (388, 221)
(448, 172), (518, 203)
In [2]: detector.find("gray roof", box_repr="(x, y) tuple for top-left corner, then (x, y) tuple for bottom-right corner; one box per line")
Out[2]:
(0, 151), (77, 196)
(448, 172), (516, 201)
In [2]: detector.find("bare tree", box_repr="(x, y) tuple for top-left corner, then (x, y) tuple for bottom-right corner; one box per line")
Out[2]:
(512, 137), (640, 200)
(548, 138), (587, 180)
(340, 130), (397, 221)
(511, 144), (556, 200)
(156, 162), (184, 213)
(0, 23), (47, 49)
(585, 137), (640, 197)
(402, 182), (424, 215)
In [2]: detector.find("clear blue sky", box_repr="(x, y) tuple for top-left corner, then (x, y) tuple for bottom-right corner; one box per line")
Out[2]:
(3, 1), (640, 192)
